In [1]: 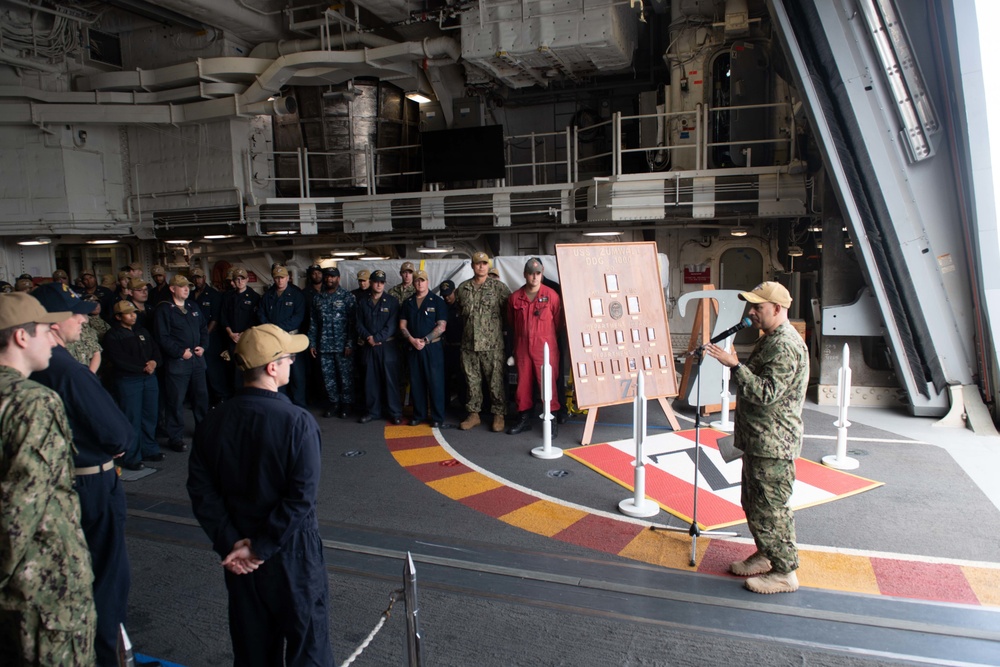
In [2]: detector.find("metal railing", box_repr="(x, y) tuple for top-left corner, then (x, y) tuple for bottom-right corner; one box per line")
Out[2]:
(253, 100), (794, 196)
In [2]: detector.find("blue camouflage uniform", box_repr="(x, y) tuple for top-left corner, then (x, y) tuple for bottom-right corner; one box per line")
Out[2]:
(308, 287), (356, 409)
(258, 283), (307, 407)
(155, 298), (210, 446)
(356, 290), (402, 421)
(400, 291), (447, 424)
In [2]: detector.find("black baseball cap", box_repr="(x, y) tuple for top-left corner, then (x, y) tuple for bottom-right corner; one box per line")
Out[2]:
(439, 280), (455, 296)
(31, 282), (97, 315)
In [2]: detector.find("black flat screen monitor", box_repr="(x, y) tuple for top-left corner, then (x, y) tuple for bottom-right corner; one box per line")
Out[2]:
(421, 125), (505, 183)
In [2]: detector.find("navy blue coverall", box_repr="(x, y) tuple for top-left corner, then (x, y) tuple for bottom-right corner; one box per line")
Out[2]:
(258, 283), (307, 407)
(355, 292), (402, 421)
(32, 345), (133, 667)
(193, 283), (228, 403)
(154, 299), (209, 446)
(221, 287), (260, 389)
(188, 388), (332, 667)
(102, 322), (162, 466)
(400, 291), (447, 424)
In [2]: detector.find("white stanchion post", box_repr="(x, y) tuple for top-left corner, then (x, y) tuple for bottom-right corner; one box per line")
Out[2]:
(823, 343), (859, 470)
(619, 373), (659, 517)
(532, 343), (563, 459)
(710, 335), (735, 431)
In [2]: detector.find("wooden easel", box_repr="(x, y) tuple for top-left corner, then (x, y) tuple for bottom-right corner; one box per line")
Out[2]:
(580, 397), (680, 445)
(677, 284), (736, 416)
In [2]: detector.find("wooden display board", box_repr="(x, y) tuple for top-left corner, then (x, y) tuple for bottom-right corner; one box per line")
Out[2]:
(555, 242), (680, 443)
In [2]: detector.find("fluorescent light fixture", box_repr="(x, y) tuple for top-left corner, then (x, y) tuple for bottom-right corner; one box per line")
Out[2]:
(165, 239), (191, 245)
(583, 230), (622, 237)
(730, 225), (749, 237)
(417, 239), (453, 254)
(203, 234), (236, 240)
(266, 230), (298, 236)
(816, 240), (824, 249)
(18, 237), (51, 246)
(787, 244), (804, 257)
(405, 92), (432, 104)
(360, 255), (388, 261)
(333, 249), (364, 257)
(808, 223), (822, 233)
(845, 240), (854, 249)
(87, 239), (119, 245)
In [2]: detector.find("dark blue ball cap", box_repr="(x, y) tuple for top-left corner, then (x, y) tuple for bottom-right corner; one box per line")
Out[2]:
(438, 280), (455, 296)
(323, 267), (340, 277)
(32, 282), (97, 315)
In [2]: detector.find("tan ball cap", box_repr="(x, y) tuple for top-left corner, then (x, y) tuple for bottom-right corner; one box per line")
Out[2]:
(471, 251), (489, 265)
(114, 301), (137, 315)
(739, 281), (792, 308)
(235, 323), (309, 371)
(0, 292), (70, 329)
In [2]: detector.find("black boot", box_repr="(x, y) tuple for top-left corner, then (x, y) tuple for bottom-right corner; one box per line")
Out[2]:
(506, 411), (532, 435)
(323, 403), (338, 418)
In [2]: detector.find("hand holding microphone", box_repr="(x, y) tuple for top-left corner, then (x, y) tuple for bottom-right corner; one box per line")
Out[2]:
(707, 316), (752, 345)
(695, 316), (752, 366)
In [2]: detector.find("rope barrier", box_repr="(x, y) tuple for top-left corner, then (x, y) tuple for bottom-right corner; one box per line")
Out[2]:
(337, 588), (404, 667)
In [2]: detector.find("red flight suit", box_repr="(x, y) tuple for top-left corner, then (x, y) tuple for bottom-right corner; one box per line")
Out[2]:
(508, 284), (562, 412)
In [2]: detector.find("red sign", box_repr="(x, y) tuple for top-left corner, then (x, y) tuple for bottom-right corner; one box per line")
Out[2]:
(683, 264), (711, 284)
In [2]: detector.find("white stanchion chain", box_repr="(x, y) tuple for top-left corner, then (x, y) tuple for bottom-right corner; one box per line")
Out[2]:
(337, 589), (402, 667)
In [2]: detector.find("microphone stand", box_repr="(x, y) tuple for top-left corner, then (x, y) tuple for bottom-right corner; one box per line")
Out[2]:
(657, 345), (737, 566)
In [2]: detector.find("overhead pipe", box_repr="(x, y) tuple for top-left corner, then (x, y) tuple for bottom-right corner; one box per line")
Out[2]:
(248, 32), (397, 59)
(2, 40), (460, 126)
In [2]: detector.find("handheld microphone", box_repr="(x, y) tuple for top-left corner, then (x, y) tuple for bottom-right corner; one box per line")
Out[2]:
(682, 317), (753, 358)
(709, 316), (753, 344)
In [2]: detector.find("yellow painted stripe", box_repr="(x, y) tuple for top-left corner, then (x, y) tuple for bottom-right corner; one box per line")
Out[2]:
(797, 550), (881, 594)
(961, 565), (1000, 606)
(501, 500), (589, 537)
(428, 471), (503, 499)
(392, 446), (453, 467)
(384, 424), (427, 439)
(619, 529), (712, 570)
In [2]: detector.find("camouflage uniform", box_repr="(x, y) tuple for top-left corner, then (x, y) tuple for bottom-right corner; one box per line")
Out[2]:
(66, 317), (103, 367)
(456, 277), (511, 415)
(308, 287), (356, 406)
(732, 321), (809, 574)
(0, 366), (97, 666)
(387, 282), (416, 305)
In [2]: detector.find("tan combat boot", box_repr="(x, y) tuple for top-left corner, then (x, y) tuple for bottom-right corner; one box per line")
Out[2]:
(745, 570), (799, 594)
(460, 413), (481, 430)
(729, 551), (772, 577)
(492, 414), (505, 432)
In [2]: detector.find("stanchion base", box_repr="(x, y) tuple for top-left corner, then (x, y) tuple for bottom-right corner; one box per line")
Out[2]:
(618, 498), (659, 518)
(709, 420), (734, 431)
(822, 454), (860, 470)
(531, 446), (564, 460)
